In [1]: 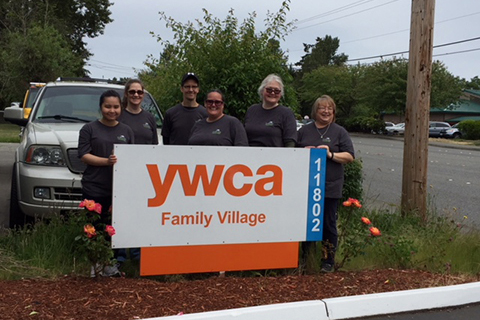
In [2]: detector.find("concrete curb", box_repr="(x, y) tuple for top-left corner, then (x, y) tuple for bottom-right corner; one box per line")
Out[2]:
(324, 281), (480, 319)
(144, 281), (480, 320)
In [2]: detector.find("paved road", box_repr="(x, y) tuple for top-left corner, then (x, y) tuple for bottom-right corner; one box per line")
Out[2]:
(351, 135), (480, 227)
(0, 143), (16, 228)
(358, 302), (480, 320)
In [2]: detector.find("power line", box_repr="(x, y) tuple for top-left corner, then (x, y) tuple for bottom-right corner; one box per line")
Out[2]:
(342, 11), (480, 45)
(433, 47), (480, 57)
(347, 36), (480, 62)
(293, 0), (399, 32)
(295, 0), (376, 25)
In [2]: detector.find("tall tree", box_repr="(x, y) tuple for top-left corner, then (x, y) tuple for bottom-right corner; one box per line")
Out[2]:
(141, 1), (298, 120)
(0, 25), (83, 105)
(296, 35), (348, 74)
(0, 0), (113, 107)
(0, 0), (112, 61)
(298, 65), (364, 119)
(357, 58), (461, 116)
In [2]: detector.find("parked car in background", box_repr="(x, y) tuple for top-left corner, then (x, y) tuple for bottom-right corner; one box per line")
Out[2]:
(429, 121), (451, 138)
(386, 122), (405, 135)
(371, 121), (395, 135)
(4, 77), (164, 228)
(440, 122), (462, 139)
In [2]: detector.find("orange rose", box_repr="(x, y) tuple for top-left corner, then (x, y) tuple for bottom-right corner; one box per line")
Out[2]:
(361, 217), (371, 225)
(105, 225), (116, 237)
(84, 224), (96, 238)
(343, 200), (352, 207)
(370, 227), (381, 237)
(352, 199), (362, 208)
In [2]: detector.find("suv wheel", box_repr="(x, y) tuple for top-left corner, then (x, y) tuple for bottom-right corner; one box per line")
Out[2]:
(452, 132), (461, 139)
(9, 164), (29, 228)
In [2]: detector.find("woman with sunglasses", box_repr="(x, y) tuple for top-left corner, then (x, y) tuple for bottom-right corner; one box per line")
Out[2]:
(118, 79), (158, 145)
(244, 74), (297, 147)
(188, 89), (248, 146)
(117, 79), (158, 264)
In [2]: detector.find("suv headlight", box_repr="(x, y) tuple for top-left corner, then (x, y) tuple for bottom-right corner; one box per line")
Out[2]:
(25, 145), (66, 166)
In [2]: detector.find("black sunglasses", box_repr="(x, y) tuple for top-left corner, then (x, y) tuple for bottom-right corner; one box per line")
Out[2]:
(206, 99), (224, 106)
(265, 87), (281, 95)
(128, 90), (144, 95)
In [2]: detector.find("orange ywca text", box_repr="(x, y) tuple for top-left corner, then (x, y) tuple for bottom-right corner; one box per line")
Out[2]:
(147, 164), (283, 207)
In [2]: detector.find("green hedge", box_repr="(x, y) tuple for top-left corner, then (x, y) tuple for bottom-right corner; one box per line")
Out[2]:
(339, 116), (384, 133)
(342, 158), (363, 202)
(458, 120), (480, 140)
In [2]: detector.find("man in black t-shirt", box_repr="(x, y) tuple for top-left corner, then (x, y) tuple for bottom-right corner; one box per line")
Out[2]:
(161, 73), (207, 145)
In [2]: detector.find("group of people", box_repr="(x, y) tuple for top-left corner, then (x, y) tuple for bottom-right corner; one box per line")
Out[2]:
(77, 72), (355, 274)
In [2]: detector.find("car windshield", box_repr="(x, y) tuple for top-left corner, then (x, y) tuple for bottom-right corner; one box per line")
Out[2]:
(32, 86), (163, 128)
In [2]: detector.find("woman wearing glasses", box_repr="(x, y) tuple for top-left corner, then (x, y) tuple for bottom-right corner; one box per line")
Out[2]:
(244, 74), (297, 147)
(297, 95), (355, 273)
(117, 79), (158, 264)
(188, 89), (248, 146)
(118, 79), (158, 145)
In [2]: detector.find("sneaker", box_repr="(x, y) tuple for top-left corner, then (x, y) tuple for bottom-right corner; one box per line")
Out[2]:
(102, 263), (123, 277)
(90, 263), (102, 278)
(320, 263), (334, 273)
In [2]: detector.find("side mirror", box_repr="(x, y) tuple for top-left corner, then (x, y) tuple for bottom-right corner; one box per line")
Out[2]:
(4, 105), (28, 126)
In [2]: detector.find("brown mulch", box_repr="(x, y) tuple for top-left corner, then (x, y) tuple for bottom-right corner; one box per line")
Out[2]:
(0, 269), (477, 320)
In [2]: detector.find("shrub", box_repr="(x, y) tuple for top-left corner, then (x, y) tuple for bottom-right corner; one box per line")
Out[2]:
(342, 158), (363, 202)
(457, 120), (480, 140)
(341, 116), (383, 133)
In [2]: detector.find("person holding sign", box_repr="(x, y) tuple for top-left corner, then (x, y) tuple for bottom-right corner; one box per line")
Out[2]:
(78, 90), (135, 276)
(188, 89), (248, 146)
(78, 90), (135, 217)
(297, 95), (354, 273)
(244, 74), (297, 147)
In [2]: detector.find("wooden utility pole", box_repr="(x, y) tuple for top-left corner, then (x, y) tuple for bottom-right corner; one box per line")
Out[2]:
(401, 0), (435, 220)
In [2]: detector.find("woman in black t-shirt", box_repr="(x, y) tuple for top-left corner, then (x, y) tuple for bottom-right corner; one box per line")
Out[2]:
(244, 74), (297, 147)
(297, 95), (355, 273)
(78, 90), (134, 221)
(188, 89), (248, 146)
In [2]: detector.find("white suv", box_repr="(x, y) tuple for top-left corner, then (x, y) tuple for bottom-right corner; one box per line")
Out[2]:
(4, 78), (163, 227)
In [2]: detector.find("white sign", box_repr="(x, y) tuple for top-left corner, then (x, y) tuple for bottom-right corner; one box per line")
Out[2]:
(112, 145), (325, 248)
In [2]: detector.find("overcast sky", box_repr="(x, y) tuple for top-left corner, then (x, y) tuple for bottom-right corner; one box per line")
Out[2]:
(85, 0), (480, 81)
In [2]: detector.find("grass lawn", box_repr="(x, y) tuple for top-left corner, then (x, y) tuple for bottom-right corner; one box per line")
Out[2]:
(0, 123), (21, 143)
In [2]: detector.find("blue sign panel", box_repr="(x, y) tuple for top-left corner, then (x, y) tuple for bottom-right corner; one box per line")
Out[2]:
(306, 148), (326, 241)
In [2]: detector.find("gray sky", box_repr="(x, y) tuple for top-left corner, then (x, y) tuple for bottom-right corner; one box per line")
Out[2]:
(85, 0), (480, 81)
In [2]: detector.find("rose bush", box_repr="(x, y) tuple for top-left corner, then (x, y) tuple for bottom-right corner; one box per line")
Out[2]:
(336, 198), (381, 270)
(74, 199), (116, 277)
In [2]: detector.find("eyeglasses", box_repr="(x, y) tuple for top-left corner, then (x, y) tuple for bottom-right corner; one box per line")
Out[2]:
(265, 87), (281, 95)
(128, 90), (144, 95)
(183, 85), (199, 90)
(318, 106), (334, 112)
(205, 100), (224, 106)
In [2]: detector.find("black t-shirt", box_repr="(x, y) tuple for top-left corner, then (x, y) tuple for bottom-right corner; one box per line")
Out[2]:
(118, 109), (158, 145)
(161, 104), (208, 145)
(78, 120), (134, 197)
(297, 122), (355, 198)
(188, 115), (248, 146)
(244, 103), (297, 147)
